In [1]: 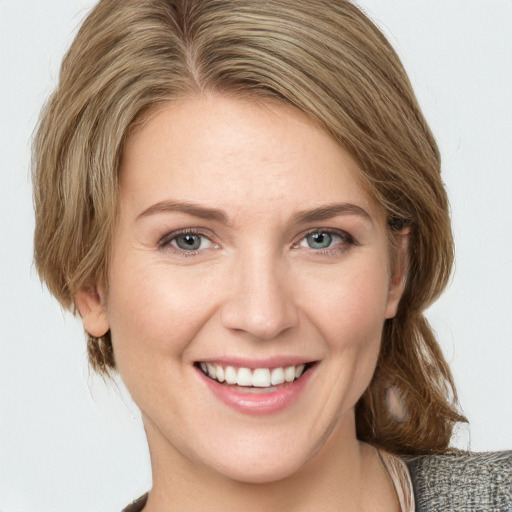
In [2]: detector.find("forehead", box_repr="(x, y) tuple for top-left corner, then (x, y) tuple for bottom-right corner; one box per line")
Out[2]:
(121, 94), (382, 222)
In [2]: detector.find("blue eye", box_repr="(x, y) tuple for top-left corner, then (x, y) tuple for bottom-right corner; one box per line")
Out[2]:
(305, 232), (333, 249)
(158, 230), (216, 254)
(174, 234), (204, 251)
(296, 230), (353, 253)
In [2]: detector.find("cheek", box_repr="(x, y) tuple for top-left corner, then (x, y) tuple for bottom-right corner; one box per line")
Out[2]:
(299, 257), (391, 346)
(105, 256), (220, 374)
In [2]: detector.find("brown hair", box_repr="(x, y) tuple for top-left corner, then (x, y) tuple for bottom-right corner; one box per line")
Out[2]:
(33, 0), (466, 455)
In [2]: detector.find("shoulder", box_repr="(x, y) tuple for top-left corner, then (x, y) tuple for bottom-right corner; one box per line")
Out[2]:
(402, 450), (512, 512)
(122, 493), (148, 512)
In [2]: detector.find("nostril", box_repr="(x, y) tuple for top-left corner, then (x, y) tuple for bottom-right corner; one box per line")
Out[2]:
(219, 262), (298, 340)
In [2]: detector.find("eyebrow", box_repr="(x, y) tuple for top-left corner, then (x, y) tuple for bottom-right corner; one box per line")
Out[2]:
(136, 200), (371, 225)
(290, 203), (372, 225)
(137, 200), (229, 223)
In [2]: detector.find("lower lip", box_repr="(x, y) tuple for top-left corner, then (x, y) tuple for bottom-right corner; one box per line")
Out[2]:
(198, 367), (315, 415)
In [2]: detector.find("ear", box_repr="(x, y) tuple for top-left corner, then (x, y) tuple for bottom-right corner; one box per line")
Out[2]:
(74, 285), (110, 337)
(385, 228), (410, 319)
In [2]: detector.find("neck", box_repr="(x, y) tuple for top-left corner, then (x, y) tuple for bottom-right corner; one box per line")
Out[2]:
(142, 415), (399, 512)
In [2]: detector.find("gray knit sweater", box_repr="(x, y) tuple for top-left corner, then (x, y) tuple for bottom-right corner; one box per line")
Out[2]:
(405, 451), (512, 511)
(123, 451), (512, 512)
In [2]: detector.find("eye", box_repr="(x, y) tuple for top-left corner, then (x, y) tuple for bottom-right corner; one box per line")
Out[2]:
(304, 232), (334, 250)
(295, 229), (354, 253)
(158, 230), (218, 254)
(173, 233), (209, 251)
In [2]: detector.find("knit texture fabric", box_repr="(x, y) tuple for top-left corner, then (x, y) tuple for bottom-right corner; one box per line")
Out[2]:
(404, 451), (512, 512)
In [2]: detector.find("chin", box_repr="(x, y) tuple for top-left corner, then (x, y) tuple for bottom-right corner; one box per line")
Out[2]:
(184, 419), (336, 485)
(206, 448), (313, 484)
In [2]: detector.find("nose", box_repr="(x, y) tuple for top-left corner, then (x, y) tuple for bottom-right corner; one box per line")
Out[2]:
(220, 252), (298, 341)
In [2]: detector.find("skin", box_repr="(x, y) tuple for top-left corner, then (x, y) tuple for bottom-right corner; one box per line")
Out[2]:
(76, 95), (407, 511)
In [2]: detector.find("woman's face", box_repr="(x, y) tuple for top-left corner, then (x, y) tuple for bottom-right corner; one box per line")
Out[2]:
(80, 95), (405, 483)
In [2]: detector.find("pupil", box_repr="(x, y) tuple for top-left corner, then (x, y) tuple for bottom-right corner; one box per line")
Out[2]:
(308, 232), (332, 249)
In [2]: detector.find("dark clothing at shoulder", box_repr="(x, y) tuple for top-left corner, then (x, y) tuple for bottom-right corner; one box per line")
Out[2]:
(403, 450), (512, 512)
(123, 493), (148, 512)
(123, 451), (512, 512)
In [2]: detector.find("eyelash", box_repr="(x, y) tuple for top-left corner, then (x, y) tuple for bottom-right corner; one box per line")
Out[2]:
(157, 228), (356, 257)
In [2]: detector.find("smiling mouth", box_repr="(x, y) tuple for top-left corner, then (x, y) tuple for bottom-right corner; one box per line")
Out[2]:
(195, 362), (315, 389)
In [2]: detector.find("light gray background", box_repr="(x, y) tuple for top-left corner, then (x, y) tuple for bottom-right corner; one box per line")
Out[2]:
(1, 1), (511, 511)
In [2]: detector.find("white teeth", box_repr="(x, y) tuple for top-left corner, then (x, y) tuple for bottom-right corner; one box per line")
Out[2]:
(199, 362), (309, 387)
(270, 367), (285, 385)
(284, 365), (296, 382)
(206, 362), (216, 379)
(215, 365), (225, 383)
(252, 368), (271, 387)
(225, 366), (237, 385)
(237, 367), (252, 386)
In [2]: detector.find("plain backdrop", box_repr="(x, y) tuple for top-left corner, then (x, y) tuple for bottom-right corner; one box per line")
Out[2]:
(1, 1), (511, 511)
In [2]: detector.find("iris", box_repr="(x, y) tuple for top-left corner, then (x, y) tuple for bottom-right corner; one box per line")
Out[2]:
(175, 234), (202, 251)
(306, 232), (333, 249)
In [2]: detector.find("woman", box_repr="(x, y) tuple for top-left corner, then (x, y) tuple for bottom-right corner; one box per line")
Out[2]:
(32, 0), (511, 511)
